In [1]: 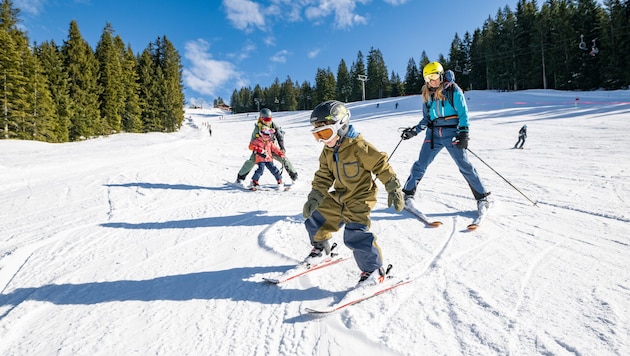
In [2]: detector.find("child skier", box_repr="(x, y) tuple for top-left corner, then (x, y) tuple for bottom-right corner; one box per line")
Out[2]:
(248, 127), (285, 190)
(236, 108), (298, 184)
(302, 100), (405, 287)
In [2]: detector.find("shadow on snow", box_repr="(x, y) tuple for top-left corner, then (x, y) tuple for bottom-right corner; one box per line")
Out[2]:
(0, 266), (335, 318)
(100, 210), (286, 229)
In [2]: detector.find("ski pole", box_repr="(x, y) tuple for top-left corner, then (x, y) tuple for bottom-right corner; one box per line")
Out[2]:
(387, 137), (404, 162)
(372, 137), (404, 184)
(466, 148), (539, 207)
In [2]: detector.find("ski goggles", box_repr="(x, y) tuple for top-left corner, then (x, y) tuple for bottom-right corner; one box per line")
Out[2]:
(311, 123), (339, 143)
(424, 73), (441, 82)
(260, 116), (272, 123)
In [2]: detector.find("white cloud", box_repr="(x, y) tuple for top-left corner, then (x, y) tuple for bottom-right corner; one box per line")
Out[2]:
(382, 0), (408, 5)
(264, 36), (275, 46)
(270, 50), (290, 63)
(183, 39), (244, 97)
(304, 0), (368, 29)
(222, 0), (266, 32)
(307, 49), (320, 59)
(225, 0), (382, 32)
(14, 0), (46, 15)
(227, 41), (257, 62)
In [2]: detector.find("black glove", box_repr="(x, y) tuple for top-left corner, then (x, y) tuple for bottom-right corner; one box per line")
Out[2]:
(255, 148), (268, 159)
(401, 127), (417, 140)
(455, 127), (469, 149)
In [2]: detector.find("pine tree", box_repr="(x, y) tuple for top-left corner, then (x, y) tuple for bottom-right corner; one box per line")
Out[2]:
(62, 20), (102, 140)
(137, 46), (159, 132)
(389, 71), (404, 97)
(229, 89), (239, 112)
(21, 41), (56, 141)
(602, 0), (630, 88)
(469, 28), (487, 90)
(156, 36), (184, 132)
(335, 59), (351, 102)
(349, 51), (366, 101)
(313, 67), (336, 104)
(299, 81), (313, 110)
(366, 48), (389, 99)
(1, 0), (28, 139)
(36, 40), (72, 142)
(404, 57), (419, 95)
(266, 78), (281, 112)
(95, 23), (124, 134)
(119, 42), (142, 132)
(280, 76), (297, 111)
(514, 0), (539, 90)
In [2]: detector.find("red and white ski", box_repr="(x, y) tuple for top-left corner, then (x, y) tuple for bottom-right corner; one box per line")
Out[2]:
(263, 243), (350, 284)
(305, 265), (413, 314)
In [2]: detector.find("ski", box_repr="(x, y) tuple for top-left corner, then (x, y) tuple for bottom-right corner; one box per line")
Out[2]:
(263, 243), (350, 284)
(224, 180), (285, 192)
(249, 184), (285, 191)
(403, 203), (442, 227)
(305, 264), (412, 314)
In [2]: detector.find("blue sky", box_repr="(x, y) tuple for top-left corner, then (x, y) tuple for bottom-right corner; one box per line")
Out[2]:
(17, 0), (522, 107)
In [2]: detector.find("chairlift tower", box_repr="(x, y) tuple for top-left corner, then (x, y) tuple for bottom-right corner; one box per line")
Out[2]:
(357, 75), (368, 101)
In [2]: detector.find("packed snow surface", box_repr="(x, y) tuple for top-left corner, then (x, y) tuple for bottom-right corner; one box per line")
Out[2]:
(1, 89), (629, 355)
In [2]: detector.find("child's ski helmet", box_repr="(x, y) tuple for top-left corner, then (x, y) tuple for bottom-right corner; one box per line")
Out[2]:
(309, 100), (350, 139)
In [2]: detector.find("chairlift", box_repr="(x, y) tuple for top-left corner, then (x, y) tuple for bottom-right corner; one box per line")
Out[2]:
(463, 64), (470, 75)
(589, 38), (599, 56)
(578, 34), (587, 50)
(454, 61), (462, 72)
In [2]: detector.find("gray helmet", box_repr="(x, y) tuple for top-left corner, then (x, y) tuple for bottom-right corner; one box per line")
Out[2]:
(310, 100), (350, 137)
(259, 108), (272, 119)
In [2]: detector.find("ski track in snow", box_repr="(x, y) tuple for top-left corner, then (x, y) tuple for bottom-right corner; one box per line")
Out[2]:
(1, 90), (629, 355)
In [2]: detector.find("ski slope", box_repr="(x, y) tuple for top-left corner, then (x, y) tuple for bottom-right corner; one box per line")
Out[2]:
(1, 89), (629, 355)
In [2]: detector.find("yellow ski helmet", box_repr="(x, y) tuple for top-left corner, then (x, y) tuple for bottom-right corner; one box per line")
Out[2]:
(422, 62), (444, 82)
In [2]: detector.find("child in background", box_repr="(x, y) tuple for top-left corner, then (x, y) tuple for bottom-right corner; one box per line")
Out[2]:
(248, 127), (285, 190)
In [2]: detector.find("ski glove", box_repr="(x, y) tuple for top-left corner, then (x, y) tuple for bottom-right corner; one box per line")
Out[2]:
(303, 189), (325, 219)
(385, 177), (404, 212)
(455, 127), (469, 149)
(401, 127), (417, 140)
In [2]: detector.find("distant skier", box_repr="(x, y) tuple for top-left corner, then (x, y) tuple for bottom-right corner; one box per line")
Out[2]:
(514, 124), (527, 149)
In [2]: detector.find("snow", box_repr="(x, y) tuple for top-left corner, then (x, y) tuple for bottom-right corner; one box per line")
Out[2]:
(1, 89), (629, 355)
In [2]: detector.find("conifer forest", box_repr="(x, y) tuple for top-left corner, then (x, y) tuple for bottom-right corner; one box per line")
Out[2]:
(2, 0), (628, 141)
